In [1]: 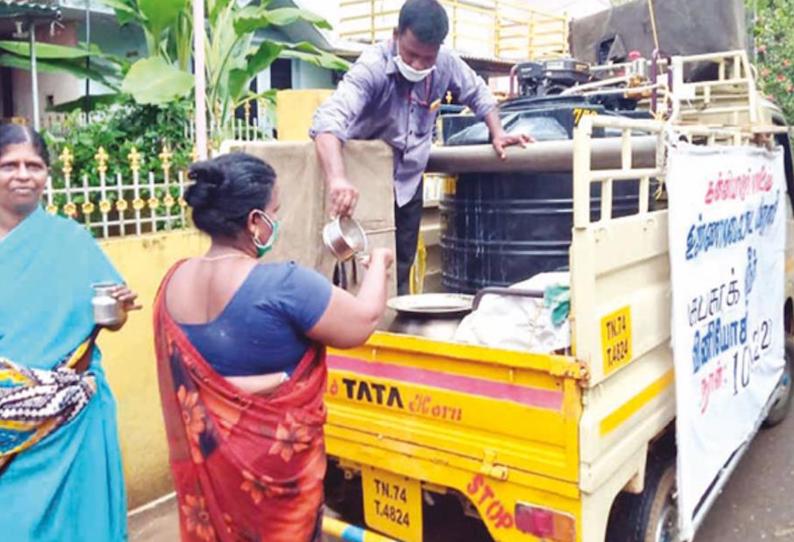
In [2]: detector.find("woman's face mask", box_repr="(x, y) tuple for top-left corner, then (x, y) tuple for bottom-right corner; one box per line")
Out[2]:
(252, 210), (279, 258)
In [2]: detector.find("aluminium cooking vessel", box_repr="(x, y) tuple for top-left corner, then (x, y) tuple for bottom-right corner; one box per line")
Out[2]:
(386, 288), (546, 341)
(386, 293), (474, 341)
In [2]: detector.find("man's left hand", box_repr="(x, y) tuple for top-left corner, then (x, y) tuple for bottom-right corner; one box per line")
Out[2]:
(492, 132), (534, 160)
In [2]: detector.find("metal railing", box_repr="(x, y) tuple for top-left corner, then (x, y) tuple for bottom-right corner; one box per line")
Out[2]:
(339, 0), (568, 61)
(43, 144), (190, 239)
(669, 50), (760, 128)
(571, 115), (764, 229)
(572, 116), (665, 229)
(34, 100), (276, 239)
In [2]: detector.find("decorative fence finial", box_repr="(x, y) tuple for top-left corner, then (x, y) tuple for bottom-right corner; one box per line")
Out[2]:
(60, 146), (73, 179)
(127, 147), (141, 175)
(159, 144), (173, 180)
(95, 147), (109, 176)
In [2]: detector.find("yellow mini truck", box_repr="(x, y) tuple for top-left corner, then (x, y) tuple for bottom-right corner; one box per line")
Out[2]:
(321, 53), (794, 542)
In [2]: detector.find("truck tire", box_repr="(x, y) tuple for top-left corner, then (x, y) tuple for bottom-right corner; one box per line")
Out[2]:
(763, 340), (794, 428)
(606, 458), (679, 542)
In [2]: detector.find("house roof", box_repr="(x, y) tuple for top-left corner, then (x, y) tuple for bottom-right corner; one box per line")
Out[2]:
(0, 0), (61, 22)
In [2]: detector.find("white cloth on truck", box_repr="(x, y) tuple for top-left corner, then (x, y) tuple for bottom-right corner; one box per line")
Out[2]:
(453, 272), (570, 353)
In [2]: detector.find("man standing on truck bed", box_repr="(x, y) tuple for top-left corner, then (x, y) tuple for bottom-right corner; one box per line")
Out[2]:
(311, 0), (532, 294)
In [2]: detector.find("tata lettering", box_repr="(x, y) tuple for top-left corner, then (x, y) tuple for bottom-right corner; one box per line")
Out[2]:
(342, 378), (405, 408)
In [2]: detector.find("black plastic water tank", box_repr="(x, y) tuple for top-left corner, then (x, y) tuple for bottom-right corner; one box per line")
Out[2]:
(441, 173), (641, 293)
(440, 97), (647, 294)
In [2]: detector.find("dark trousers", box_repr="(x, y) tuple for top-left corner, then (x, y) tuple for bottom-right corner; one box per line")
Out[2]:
(395, 184), (424, 295)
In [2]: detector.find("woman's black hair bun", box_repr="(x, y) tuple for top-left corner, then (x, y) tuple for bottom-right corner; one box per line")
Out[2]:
(186, 161), (225, 208)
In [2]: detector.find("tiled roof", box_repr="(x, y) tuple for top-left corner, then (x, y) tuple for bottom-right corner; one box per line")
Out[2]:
(0, 0), (62, 21)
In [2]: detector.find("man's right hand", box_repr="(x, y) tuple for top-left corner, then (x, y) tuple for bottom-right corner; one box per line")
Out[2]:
(329, 178), (360, 217)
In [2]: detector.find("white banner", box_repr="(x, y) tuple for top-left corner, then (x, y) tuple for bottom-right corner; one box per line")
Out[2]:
(667, 143), (786, 539)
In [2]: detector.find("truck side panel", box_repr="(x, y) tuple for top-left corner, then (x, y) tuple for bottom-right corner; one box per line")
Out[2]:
(572, 210), (675, 494)
(326, 334), (583, 482)
(324, 334), (585, 540)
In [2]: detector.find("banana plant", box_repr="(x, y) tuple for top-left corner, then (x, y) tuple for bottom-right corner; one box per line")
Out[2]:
(105, 0), (350, 122)
(101, 0), (192, 70)
(100, 0), (195, 104)
(0, 40), (124, 90)
(204, 0), (349, 130)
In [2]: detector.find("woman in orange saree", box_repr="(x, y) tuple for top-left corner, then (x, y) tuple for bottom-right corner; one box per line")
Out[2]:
(153, 153), (392, 542)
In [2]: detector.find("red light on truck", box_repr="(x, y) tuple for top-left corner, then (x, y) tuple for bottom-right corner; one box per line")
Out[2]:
(514, 503), (576, 542)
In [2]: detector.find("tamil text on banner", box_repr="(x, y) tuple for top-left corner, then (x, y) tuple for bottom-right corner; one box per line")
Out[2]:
(667, 143), (786, 540)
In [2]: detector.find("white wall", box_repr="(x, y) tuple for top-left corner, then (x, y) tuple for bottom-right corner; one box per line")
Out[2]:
(291, 61), (335, 89)
(12, 68), (113, 118)
(11, 69), (89, 121)
(9, 21), (83, 122)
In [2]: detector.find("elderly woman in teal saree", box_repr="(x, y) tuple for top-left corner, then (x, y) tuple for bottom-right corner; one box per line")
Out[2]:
(0, 124), (140, 541)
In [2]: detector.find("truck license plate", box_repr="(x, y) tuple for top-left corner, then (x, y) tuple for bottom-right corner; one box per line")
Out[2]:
(361, 466), (423, 541)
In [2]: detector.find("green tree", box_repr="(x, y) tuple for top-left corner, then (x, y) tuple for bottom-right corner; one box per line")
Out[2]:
(750, 0), (794, 120)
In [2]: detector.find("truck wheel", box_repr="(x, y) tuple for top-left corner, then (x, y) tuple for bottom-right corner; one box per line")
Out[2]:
(763, 340), (794, 428)
(606, 458), (679, 542)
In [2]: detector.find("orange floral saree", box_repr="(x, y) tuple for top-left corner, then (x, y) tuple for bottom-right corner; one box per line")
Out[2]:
(153, 264), (328, 542)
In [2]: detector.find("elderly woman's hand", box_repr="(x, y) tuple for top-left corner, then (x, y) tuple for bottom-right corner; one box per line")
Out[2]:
(100, 285), (142, 331)
(109, 284), (143, 312)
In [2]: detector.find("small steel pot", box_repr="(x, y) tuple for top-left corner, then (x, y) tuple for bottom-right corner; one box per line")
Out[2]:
(92, 282), (123, 327)
(323, 217), (368, 262)
(387, 293), (473, 341)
